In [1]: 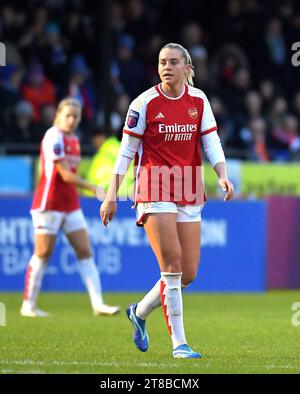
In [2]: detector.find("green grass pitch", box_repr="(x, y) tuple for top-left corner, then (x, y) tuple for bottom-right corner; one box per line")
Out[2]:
(0, 291), (300, 374)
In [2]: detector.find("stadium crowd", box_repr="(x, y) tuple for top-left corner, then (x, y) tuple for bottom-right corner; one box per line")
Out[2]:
(1, 0), (300, 161)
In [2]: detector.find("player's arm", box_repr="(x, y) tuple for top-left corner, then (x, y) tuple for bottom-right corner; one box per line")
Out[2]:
(202, 131), (234, 201)
(200, 93), (234, 201)
(100, 133), (141, 226)
(55, 159), (97, 194)
(100, 98), (146, 226)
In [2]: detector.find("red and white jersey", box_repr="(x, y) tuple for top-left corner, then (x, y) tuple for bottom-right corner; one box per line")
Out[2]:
(123, 84), (217, 205)
(32, 126), (81, 212)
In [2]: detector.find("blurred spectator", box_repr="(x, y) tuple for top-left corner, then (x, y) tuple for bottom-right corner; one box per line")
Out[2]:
(272, 114), (300, 160)
(145, 34), (165, 87)
(0, 0), (299, 160)
(211, 44), (249, 87)
(267, 96), (288, 130)
(67, 54), (95, 140)
(191, 47), (209, 90)
(278, 0), (294, 21)
(210, 96), (234, 148)
(18, 7), (49, 63)
(124, 0), (150, 50)
(5, 100), (35, 143)
(62, 11), (85, 54)
(249, 118), (270, 162)
(112, 93), (130, 134)
(32, 104), (56, 142)
(96, 93), (130, 136)
(38, 22), (69, 90)
(181, 22), (207, 55)
(0, 6), (22, 42)
(218, 0), (252, 51)
(239, 117), (270, 161)
(259, 79), (277, 114)
(144, 34), (164, 86)
(113, 34), (144, 99)
(111, 0), (126, 39)
(245, 91), (262, 120)
(265, 18), (287, 68)
(21, 62), (56, 122)
(220, 67), (252, 134)
(0, 65), (23, 137)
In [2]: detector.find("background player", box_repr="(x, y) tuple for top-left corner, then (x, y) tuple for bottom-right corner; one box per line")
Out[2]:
(21, 98), (120, 317)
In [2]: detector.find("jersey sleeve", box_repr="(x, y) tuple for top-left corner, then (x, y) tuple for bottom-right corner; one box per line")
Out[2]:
(123, 97), (147, 139)
(43, 128), (65, 162)
(202, 130), (226, 167)
(200, 94), (218, 136)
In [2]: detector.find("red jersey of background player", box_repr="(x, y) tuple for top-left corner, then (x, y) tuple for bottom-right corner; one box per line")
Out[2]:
(123, 84), (217, 205)
(31, 126), (81, 212)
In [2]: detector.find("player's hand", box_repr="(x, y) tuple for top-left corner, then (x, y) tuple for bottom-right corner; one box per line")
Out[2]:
(100, 199), (117, 226)
(219, 177), (234, 201)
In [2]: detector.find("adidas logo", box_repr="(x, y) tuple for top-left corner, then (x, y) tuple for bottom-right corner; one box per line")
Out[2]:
(155, 112), (165, 119)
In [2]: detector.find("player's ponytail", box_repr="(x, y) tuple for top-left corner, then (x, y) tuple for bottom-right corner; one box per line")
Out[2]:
(53, 98), (82, 126)
(160, 43), (195, 86)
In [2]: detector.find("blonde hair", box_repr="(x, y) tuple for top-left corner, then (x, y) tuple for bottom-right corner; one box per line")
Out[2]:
(160, 43), (195, 86)
(53, 97), (82, 126)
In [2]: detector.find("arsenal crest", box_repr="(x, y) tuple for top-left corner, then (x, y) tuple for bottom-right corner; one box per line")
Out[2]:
(188, 108), (198, 119)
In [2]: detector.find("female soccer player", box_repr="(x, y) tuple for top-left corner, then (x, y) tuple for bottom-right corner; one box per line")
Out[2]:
(100, 43), (234, 358)
(21, 98), (120, 317)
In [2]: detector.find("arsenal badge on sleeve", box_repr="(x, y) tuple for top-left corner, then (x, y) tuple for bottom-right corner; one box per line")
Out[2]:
(127, 109), (140, 128)
(53, 143), (63, 155)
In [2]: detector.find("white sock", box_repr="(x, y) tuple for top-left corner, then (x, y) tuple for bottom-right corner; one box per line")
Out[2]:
(136, 279), (190, 320)
(77, 257), (104, 311)
(23, 255), (47, 309)
(136, 279), (161, 320)
(160, 272), (187, 349)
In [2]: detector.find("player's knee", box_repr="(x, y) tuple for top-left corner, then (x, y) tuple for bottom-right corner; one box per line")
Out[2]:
(35, 250), (52, 261)
(182, 271), (197, 286)
(75, 247), (92, 260)
(162, 251), (182, 273)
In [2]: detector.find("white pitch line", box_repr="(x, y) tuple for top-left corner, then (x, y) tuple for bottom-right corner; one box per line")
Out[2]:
(1, 369), (44, 374)
(264, 364), (300, 370)
(2, 360), (300, 372)
(0, 360), (181, 369)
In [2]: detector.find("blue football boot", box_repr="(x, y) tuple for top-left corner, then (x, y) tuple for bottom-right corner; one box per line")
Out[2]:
(126, 303), (149, 352)
(172, 344), (202, 359)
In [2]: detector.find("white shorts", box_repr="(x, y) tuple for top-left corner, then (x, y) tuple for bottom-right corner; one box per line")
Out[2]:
(136, 202), (203, 227)
(31, 209), (87, 235)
